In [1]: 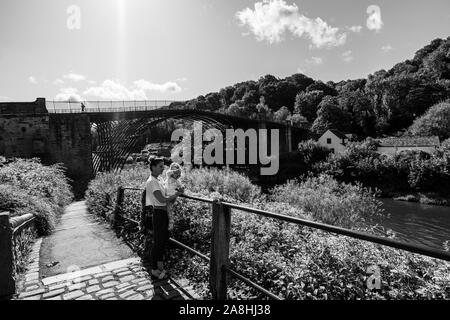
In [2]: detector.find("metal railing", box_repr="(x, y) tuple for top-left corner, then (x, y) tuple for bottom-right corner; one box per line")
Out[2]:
(114, 187), (450, 300)
(46, 100), (180, 113)
(45, 100), (297, 127)
(0, 212), (36, 299)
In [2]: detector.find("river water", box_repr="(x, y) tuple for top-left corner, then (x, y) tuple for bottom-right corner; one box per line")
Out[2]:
(369, 199), (450, 251)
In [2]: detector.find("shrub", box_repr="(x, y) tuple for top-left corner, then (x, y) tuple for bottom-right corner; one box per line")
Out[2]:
(181, 167), (261, 203)
(0, 158), (73, 234)
(268, 174), (384, 228)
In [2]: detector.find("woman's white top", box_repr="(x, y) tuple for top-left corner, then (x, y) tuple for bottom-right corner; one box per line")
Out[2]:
(165, 177), (181, 196)
(145, 175), (165, 206)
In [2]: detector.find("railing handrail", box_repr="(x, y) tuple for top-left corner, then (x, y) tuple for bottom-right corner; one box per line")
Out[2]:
(117, 186), (450, 300)
(120, 186), (450, 262)
(10, 213), (35, 233)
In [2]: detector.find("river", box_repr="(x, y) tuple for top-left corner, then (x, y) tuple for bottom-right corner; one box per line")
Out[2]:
(369, 199), (450, 251)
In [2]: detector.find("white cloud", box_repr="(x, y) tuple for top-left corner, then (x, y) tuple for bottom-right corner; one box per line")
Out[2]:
(134, 80), (182, 93)
(236, 0), (347, 48)
(381, 44), (393, 53)
(63, 73), (86, 82)
(306, 56), (323, 65)
(53, 79), (64, 86)
(348, 25), (363, 33)
(83, 79), (182, 100)
(55, 87), (82, 101)
(342, 50), (354, 62)
(29, 76), (37, 84)
(176, 77), (188, 82)
(366, 5), (383, 32)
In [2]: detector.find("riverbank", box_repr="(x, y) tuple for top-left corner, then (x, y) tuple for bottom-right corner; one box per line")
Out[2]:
(388, 192), (450, 207)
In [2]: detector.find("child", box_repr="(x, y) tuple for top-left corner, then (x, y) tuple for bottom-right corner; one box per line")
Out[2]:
(164, 162), (183, 231)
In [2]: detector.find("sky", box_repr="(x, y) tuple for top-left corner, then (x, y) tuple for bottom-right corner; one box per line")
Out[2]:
(0, 0), (449, 102)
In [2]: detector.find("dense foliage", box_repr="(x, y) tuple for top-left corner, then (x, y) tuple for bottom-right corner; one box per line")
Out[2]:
(175, 37), (450, 137)
(0, 158), (73, 234)
(408, 101), (450, 140)
(85, 166), (450, 300)
(319, 139), (450, 196)
(0, 158), (73, 277)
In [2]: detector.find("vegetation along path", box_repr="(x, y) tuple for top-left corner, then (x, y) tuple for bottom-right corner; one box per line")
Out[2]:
(15, 201), (199, 300)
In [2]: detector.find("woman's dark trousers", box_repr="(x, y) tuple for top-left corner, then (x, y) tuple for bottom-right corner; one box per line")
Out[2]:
(150, 209), (169, 270)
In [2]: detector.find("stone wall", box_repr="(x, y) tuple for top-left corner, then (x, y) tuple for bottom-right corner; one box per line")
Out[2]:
(47, 114), (93, 198)
(0, 99), (94, 198)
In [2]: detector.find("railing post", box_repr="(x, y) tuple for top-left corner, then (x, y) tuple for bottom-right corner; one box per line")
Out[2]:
(113, 187), (125, 230)
(0, 212), (15, 299)
(209, 200), (231, 300)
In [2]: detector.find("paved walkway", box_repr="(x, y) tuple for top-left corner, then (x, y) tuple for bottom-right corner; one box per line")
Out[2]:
(15, 201), (199, 300)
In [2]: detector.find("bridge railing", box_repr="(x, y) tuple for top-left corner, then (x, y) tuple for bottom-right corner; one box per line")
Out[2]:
(45, 100), (297, 127)
(114, 186), (450, 300)
(46, 100), (180, 113)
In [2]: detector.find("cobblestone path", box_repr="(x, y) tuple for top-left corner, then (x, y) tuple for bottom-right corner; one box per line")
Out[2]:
(14, 202), (199, 300)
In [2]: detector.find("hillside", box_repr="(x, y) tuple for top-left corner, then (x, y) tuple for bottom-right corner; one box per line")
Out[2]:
(181, 37), (450, 139)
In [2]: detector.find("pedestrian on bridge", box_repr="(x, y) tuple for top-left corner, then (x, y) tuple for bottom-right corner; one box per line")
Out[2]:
(142, 156), (184, 280)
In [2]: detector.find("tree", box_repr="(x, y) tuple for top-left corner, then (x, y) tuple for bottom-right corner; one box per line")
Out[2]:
(408, 100), (450, 140)
(255, 96), (274, 120)
(311, 96), (351, 135)
(273, 106), (291, 122)
(294, 90), (325, 122)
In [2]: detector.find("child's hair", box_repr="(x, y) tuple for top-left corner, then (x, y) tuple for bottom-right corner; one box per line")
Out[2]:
(166, 162), (182, 179)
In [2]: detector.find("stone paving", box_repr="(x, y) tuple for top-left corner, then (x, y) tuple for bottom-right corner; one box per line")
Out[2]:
(14, 201), (200, 300)
(16, 256), (199, 300)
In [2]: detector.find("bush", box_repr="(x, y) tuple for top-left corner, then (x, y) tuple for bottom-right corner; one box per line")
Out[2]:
(0, 158), (73, 234)
(181, 167), (261, 203)
(268, 174), (384, 228)
(320, 139), (450, 195)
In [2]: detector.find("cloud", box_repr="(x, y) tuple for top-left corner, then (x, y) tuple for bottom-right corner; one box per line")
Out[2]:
(306, 56), (323, 65)
(236, 0), (347, 48)
(29, 76), (37, 84)
(63, 73), (86, 82)
(381, 44), (393, 53)
(134, 80), (182, 93)
(342, 50), (354, 62)
(55, 87), (83, 101)
(53, 79), (64, 86)
(366, 5), (383, 32)
(83, 79), (182, 100)
(348, 25), (363, 33)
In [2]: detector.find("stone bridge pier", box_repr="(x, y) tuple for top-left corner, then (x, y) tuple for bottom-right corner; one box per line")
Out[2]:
(0, 99), (93, 199)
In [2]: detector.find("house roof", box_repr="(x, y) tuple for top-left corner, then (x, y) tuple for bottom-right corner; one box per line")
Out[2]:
(327, 129), (348, 140)
(377, 136), (440, 147)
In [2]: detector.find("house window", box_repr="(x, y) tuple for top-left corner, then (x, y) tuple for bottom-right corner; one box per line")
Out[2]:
(327, 138), (332, 144)
(330, 148), (335, 153)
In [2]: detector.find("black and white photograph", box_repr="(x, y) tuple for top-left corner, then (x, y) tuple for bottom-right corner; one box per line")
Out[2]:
(0, 0), (449, 308)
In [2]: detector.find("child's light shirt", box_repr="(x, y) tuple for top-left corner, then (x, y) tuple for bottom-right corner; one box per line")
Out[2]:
(165, 177), (181, 196)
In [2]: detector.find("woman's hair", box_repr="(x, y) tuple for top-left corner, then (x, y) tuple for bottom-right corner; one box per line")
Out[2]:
(166, 162), (182, 179)
(148, 155), (164, 172)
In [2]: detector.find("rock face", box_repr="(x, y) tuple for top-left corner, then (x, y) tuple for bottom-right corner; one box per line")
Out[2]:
(0, 98), (93, 198)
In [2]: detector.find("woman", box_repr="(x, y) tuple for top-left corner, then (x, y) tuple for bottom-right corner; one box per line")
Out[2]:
(143, 156), (183, 279)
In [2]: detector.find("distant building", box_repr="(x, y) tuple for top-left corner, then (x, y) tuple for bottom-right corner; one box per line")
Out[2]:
(317, 129), (352, 154)
(376, 136), (440, 154)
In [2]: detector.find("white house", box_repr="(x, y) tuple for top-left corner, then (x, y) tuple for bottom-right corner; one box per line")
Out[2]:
(317, 129), (351, 154)
(376, 136), (440, 155)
